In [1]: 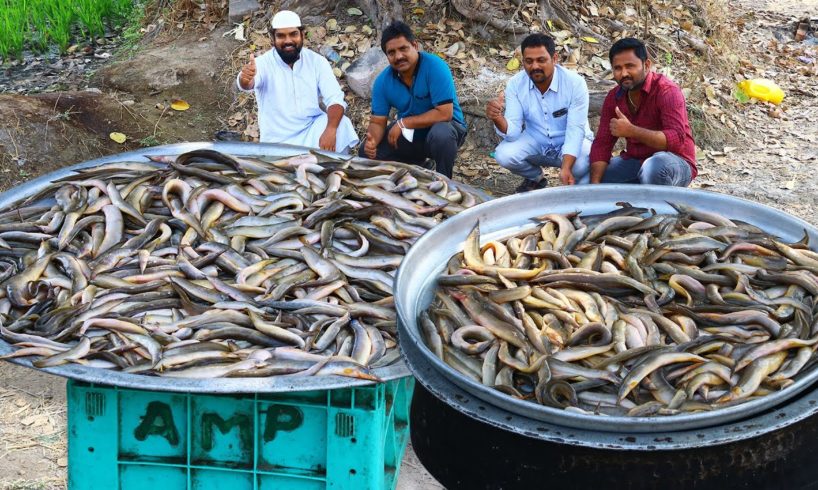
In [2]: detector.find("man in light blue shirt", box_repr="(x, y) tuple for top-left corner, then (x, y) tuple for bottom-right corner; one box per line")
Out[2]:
(486, 33), (594, 192)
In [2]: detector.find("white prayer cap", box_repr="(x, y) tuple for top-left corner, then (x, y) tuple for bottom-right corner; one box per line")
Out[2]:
(271, 10), (301, 29)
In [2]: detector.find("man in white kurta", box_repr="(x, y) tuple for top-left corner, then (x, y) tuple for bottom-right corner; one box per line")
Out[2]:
(236, 11), (359, 153)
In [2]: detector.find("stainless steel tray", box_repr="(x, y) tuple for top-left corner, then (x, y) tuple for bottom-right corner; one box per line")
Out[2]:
(0, 141), (486, 393)
(395, 185), (818, 432)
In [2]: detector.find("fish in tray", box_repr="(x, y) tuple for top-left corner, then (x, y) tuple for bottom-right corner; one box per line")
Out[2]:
(0, 149), (484, 379)
(421, 202), (818, 416)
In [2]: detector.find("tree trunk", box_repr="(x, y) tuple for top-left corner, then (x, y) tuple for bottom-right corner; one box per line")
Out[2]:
(450, 0), (530, 34)
(538, 0), (608, 42)
(354, 0), (606, 43)
(354, 0), (404, 31)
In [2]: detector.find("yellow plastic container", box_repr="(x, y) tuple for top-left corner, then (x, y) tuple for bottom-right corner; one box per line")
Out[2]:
(738, 79), (785, 105)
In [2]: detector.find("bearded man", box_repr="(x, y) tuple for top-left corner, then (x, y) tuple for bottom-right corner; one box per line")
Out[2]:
(236, 10), (359, 153)
(588, 37), (697, 185)
(487, 33), (594, 192)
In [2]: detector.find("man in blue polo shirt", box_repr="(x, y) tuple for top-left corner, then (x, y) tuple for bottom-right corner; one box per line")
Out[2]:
(360, 21), (467, 178)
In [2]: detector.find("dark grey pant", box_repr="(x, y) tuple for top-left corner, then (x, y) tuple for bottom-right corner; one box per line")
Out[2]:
(359, 121), (467, 178)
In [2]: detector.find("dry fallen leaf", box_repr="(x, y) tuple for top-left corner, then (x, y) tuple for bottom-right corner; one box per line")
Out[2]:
(109, 132), (127, 144)
(347, 7), (363, 16)
(506, 58), (520, 71)
(170, 99), (190, 111)
(705, 85), (717, 102)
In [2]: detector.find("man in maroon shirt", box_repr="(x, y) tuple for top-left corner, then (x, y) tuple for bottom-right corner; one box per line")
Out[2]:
(586, 38), (698, 185)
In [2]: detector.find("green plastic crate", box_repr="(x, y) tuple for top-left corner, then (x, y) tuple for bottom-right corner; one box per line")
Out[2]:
(67, 377), (414, 490)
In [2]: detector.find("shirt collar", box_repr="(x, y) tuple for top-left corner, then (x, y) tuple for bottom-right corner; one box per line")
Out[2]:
(528, 64), (561, 94)
(615, 70), (656, 99)
(642, 70), (656, 93)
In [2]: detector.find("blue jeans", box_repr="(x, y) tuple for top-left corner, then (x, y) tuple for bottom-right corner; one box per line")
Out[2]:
(494, 131), (592, 181)
(600, 152), (693, 186)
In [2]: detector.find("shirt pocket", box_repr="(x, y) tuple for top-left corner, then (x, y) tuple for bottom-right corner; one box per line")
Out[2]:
(413, 86), (432, 108)
(640, 103), (663, 131)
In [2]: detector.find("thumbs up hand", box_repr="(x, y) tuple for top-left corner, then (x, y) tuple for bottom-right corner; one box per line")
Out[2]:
(485, 91), (505, 121)
(609, 105), (634, 138)
(240, 53), (257, 89)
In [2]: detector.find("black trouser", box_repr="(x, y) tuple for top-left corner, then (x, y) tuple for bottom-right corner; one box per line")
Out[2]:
(359, 121), (467, 178)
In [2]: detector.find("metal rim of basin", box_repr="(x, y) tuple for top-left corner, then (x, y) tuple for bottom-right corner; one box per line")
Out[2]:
(0, 141), (489, 393)
(394, 184), (818, 433)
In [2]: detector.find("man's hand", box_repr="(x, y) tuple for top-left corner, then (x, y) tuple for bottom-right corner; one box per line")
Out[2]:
(485, 91), (505, 121)
(363, 133), (378, 159)
(387, 121), (403, 148)
(318, 126), (337, 152)
(609, 106), (634, 138)
(559, 166), (575, 186)
(239, 53), (256, 90)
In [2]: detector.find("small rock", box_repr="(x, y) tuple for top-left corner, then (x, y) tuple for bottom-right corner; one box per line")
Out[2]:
(445, 42), (465, 57)
(345, 47), (389, 99)
(214, 130), (242, 141)
(228, 0), (260, 24)
(122, 100), (135, 106)
(85, 87), (102, 94)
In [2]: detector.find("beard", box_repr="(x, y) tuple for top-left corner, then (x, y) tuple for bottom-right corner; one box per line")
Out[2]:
(276, 42), (303, 64)
(527, 69), (546, 82)
(618, 71), (646, 91)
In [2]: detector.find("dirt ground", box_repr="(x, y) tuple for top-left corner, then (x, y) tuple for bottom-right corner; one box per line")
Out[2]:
(0, 0), (816, 489)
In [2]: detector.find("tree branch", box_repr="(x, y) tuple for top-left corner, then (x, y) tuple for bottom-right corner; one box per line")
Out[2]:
(538, 0), (608, 42)
(450, 0), (530, 34)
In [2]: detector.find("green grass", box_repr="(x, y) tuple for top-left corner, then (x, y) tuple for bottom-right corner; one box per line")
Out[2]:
(0, 0), (137, 61)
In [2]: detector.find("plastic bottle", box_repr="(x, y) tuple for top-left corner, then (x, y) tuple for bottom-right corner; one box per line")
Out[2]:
(319, 45), (342, 65)
(738, 79), (785, 105)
